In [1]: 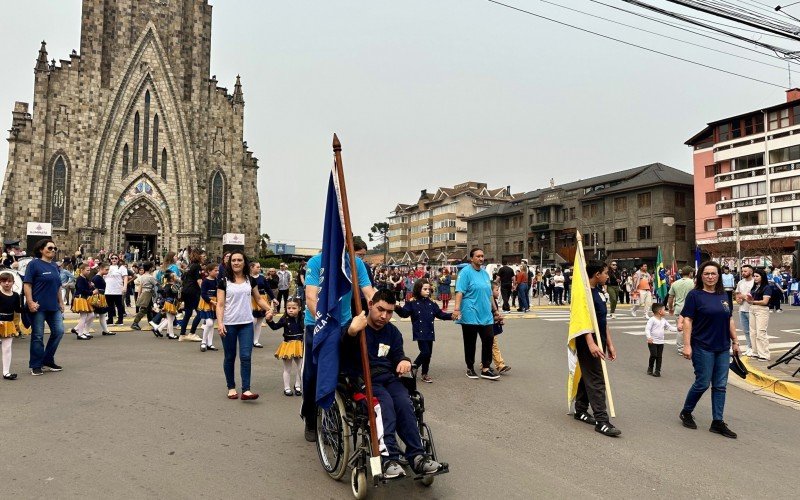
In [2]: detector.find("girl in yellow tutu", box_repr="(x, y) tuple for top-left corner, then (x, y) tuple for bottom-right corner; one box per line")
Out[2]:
(154, 271), (180, 339)
(0, 272), (23, 380)
(266, 298), (304, 396)
(250, 262), (275, 349)
(71, 264), (94, 340)
(198, 264), (219, 352)
(88, 262), (111, 336)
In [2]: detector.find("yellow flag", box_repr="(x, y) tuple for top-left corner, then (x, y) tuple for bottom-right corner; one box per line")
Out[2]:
(567, 240), (595, 412)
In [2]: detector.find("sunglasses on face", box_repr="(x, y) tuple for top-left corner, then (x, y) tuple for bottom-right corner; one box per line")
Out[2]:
(45, 246), (57, 251)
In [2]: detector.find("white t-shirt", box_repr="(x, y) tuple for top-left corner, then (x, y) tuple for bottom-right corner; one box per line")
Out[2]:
(222, 279), (255, 325)
(735, 278), (754, 313)
(645, 316), (677, 344)
(553, 275), (565, 288)
(105, 265), (128, 295)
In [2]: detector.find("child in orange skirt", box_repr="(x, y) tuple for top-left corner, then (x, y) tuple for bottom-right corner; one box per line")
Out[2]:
(71, 264), (94, 340)
(266, 299), (303, 396)
(155, 271), (180, 339)
(88, 262), (111, 337)
(198, 264), (219, 352)
(0, 272), (23, 380)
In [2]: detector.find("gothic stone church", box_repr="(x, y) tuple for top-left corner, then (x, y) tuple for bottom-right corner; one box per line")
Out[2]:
(0, 0), (261, 257)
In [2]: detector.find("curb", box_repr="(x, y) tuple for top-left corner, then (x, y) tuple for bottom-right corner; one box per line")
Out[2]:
(740, 356), (800, 403)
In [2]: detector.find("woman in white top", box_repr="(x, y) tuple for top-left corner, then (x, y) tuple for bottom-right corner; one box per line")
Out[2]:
(105, 253), (129, 325)
(216, 252), (273, 400)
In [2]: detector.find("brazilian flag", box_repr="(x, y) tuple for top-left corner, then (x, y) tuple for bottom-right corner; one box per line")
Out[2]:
(656, 246), (668, 300)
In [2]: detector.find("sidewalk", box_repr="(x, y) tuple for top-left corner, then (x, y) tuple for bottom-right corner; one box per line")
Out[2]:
(741, 354), (800, 403)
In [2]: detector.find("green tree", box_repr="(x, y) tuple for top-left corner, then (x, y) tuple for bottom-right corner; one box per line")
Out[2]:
(368, 222), (389, 263)
(259, 233), (272, 258)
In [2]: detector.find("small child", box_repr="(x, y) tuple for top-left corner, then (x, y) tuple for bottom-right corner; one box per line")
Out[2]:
(394, 279), (452, 383)
(266, 299), (303, 396)
(645, 303), (677, 377)
(198, 264), (219, 352)
(250, 262), (275, 349)
(0, 272), (23, 380)
(72, 264), (94, 340)
(88, 263), (111, 337)
(484, 282), (511, 374)
(155, 271), (180, 339)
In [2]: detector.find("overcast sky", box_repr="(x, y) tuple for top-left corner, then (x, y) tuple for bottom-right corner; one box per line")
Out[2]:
(2, 1), (799, 248)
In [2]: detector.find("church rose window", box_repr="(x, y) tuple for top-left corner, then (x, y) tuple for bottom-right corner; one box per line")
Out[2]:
(122, 143), (129, 177)
(161, 148), (167, 181)
(51, 156), (67, 228)
(152, 114), (159, 171)
(133, 111), (140, 168)
(209, 171), (224, 237)
(143, 90), (150, 162)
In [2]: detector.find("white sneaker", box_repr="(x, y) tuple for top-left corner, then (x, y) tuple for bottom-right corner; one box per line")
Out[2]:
(610, 313), (615, 319)
(777, 309), (783, 313)
(744, 348), (753, 357)
(630, 309), (636, 317)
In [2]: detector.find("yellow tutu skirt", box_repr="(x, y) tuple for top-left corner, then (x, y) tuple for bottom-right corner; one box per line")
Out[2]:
(198, 298), (214, 312)
(0, 321), (18, 338)
(89, 294), (108, 309)
(72, 297), (93, 313)
(13, 313), (30, 336)
(274, 340), (304, 360)
(163, 301), (178, 315)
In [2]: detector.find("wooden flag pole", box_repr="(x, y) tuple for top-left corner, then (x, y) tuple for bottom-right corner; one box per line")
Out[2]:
(576, 231), (616, 417)
(332, 134), (382, 476)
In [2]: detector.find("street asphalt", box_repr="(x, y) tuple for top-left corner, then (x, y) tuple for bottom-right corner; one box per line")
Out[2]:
(1, 304), (798, 499)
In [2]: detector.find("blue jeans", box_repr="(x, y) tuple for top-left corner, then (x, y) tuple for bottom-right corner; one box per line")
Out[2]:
(683, 346), (729, 421)
(222, 323), (254, 391)
(739, 311), (751, 349)
(30, 309), (65, 369)
(517, 283), (530, 310)
(371, 373), (424, 462)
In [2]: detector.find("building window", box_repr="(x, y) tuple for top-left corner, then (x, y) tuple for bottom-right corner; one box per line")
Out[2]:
(161, 148), (167, 180)
(770, 176), (800, 193)
(504, 218), (510, 229)
(705, 218), (722, 231)
(743, 116), (764, 135)
(771, 206), (800, 223)
(504, 241), (510, 253)
(122, 143), (129, 177)
(209, 171), (225, 237)
(143, 90), (150, 161)
(769, 144), (800, 164)
(151, 114), (159, 170)
(768, 108), (789, 130)
(674, 191), (686, 207)
(731, 182), (766, 199)
(133, 112), (140, 168)
(51, 156), (67, 228)
(704, 164), (721, 178)
(483, 220), (490, 231)
(614, 228), (627, 243)
(705, 191), (722, 204)
(675, 224), (687, 241)
(718, 121), (740, 141)
(637, 192), (651, 208)
(732, 153), (764, 171)
(582, 204), (598, 219)
(569, 207), (576, 220)
(614, 197), (626, 212)
(638, 225), (652, 240)
(739, 210), (766, 226)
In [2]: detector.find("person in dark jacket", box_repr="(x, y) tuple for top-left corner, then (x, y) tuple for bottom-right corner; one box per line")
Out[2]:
(394, 279), (452, 383)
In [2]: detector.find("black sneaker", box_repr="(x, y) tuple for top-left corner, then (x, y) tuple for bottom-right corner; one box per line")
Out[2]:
(574, 411), (596, 425)
(647, 368), (653, 376)
(595, 421), (621, 437)
(679, 410), (697, 429)
(130, 323), (141, 330)
(30, 367), (43, 376)
(480, 368), (500, 380)
(304, 421), (317, 442)
(653, 371), (661, 377)
(466, 369), (479, 379)
(43, 363), (63, 372)
(709, 420), (737, 439)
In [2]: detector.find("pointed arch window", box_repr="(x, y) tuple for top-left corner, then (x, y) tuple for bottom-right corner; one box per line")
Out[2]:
(122, 143), (129, 177)
(161, 148), (168, 181)
(151, 114), (159, 170)
(143, 90), (150, 161)
(133, 112), (140, 168)
(209, 171), (225, 237)
(51, 156), (67, 228)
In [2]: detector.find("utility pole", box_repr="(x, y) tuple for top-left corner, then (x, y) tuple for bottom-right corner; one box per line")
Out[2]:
(734, 209), (741, 272)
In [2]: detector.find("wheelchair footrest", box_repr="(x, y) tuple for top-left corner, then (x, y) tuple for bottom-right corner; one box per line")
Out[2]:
(412, 462), (449, 480)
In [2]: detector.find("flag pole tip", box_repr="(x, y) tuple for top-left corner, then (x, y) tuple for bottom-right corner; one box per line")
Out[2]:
(332, 133), (342, 152)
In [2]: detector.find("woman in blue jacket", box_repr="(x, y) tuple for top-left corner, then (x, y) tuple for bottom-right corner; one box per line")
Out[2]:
(394, 279), (452, 383)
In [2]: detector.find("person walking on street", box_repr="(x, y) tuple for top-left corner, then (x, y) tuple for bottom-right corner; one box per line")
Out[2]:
(679, 261), (739, 439)
(733, 265), (755, 356)
(606, 261), (621, 318)
(276, 263), (292, 313)
(630, 264), (653, 318)
(515, 265), (530, 312)
(23, 239), (66, 376)
(59, 262), (76, 306)
(668, 267), (695, 356)
(746, 269), (773, 361)
(552, 269), (565, 306)
(496, 262), (515, 312)
(721, 267), (735, 307)
(105, 254), (129, 325)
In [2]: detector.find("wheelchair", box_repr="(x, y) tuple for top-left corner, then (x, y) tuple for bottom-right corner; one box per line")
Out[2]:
(315, 365), (449, 499)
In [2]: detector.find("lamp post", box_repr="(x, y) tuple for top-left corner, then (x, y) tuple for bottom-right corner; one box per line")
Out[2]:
(538, 233), (546, 306)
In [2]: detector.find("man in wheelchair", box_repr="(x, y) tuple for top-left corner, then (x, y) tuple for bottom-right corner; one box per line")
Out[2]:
(343, 289), (445, 479)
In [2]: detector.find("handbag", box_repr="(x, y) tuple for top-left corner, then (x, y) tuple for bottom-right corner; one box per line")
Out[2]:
(729, 352), (748, 379)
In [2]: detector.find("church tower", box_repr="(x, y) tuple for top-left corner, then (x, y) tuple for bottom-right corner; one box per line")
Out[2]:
(0, 0), (261, 257)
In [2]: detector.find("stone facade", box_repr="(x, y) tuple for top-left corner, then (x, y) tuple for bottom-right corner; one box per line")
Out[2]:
(0, 0), (261, 257)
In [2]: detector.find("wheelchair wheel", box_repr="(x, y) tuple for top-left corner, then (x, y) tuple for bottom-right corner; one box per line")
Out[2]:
(420, 475), (435, 487)
(316, 392), (351, 480)
(420, 423), (437, 460)
(351, 467), (368, 499)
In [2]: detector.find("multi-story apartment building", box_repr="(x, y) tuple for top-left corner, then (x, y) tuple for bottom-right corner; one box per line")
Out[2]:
(686, 89), (800, 262)
(465, 164), (695, 269)
(387, 182), (513, 263)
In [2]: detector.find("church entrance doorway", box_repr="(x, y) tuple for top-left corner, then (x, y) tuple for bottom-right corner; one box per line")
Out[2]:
(119, 201), (163, 261)
(124, 234), (156, 260)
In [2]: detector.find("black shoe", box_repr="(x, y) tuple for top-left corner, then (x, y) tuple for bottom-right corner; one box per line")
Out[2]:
(43, 363), (63, 372)
(207, 345), (218, 351)
(152, 328), (163, 338)
(647, 368), (653, 376)
(295, 388), (302, 396)
(595, 421), (621, 437)
(480, 368), (500, 380)
(131, 323), (141, 331)
(304, 422), (317, 442)
(680, 410), (697, 429)
(709, 420), (737, 439)
(77, 333), (90, 340)
(466, 368), (479, 379)
(574, 411), (596, 425)
(71, 328), (79, 337)
(653, 371), (661, 377)
(30, 367), (44, 376)
(3, 373), (18, 380)
(102, 331), (115, 336)
(115, 321), (124, 325)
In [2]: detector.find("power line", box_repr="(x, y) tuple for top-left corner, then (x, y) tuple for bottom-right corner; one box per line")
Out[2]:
(534, 0), (788, 69)
(486, 0), (787, 88)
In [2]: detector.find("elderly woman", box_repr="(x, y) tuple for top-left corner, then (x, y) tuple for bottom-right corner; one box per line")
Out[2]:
(23, 239), (65, 376)
(679, 261), (739, 439)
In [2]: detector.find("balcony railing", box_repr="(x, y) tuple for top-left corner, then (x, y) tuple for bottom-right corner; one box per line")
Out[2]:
(530, 222), (564, 232)
(714, 168), (766, 185)
(715, 197), (767, 211)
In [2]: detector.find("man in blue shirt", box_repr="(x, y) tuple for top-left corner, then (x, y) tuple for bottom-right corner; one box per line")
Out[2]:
(23, 239), (66, 376)
(301, 249), (375, 441)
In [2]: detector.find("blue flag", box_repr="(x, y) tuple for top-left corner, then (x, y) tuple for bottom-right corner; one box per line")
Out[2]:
(312, 167), (352, 410)
(695, 246), (701, 272)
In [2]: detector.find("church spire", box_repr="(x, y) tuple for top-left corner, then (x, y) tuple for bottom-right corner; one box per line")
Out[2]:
(35, 41), (49, 73)
(232, 74), (244, 105)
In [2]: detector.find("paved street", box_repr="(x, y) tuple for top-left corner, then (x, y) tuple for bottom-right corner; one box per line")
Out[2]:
(2, 305), (799, 499)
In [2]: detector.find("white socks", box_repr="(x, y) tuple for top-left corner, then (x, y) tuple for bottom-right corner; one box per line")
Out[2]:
(158, 313), (176, 336)
(1, 337), (12, 375)
(202, 318), (215, 346)
(253, 317), (264, 345)
(282, 358), (302, 390)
